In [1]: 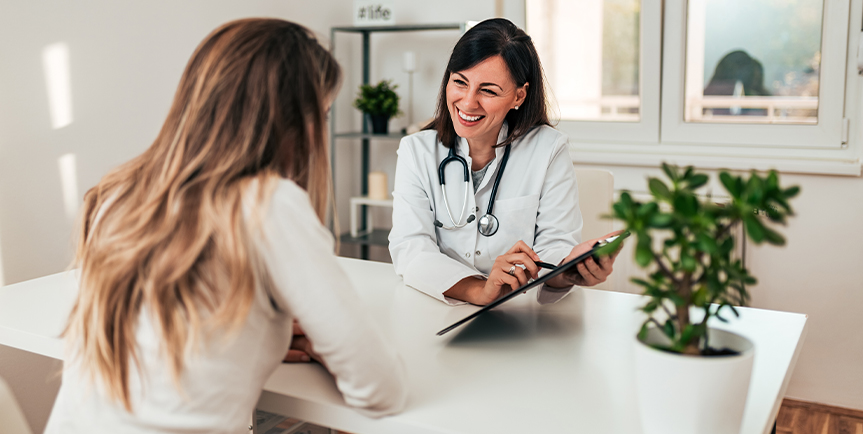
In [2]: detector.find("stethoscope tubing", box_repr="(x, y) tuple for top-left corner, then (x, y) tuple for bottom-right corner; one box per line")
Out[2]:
(485, 144), (510, 216)
(436, 142), (510, 236)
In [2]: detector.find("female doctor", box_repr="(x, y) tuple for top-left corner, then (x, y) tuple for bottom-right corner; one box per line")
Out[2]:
(389, 18), (620, 306)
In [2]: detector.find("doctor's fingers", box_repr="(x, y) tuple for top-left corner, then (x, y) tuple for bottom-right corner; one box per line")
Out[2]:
(499, 252), (540, 278)
(283, 349), (311, 363)
(292, 319), (305, 336)
(489, 271), (521, 294)
(596, 252), (617, 274)
(290, 336), (323, 365)
(506, 240), (541, 261)
(583, 256), (608, 278)
(576, 261), (604, 286)
(504, 264), (530, 288)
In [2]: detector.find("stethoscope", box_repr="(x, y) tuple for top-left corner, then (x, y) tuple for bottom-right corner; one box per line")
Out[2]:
(433, 143), (511, 236)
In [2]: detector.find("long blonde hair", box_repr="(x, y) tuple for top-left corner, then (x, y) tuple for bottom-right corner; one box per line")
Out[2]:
(65, 18), (342, 410)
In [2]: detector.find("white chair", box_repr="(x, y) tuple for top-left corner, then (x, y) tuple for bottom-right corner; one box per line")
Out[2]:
(0, 376), (33, 434)
(574, 168), (615, 291)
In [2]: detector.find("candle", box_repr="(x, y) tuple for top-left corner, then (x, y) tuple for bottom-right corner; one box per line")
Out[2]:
(368, 171), (389, 200)
(402, 51), (416, 73)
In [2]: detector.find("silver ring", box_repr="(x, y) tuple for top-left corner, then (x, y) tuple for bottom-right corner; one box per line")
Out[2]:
(508, 265), (516, 275)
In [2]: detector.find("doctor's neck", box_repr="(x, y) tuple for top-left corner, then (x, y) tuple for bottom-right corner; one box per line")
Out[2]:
(466, 136), (500, 170)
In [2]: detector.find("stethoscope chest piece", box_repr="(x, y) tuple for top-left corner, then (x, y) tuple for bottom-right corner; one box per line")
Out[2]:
(477, 213), (499, 236)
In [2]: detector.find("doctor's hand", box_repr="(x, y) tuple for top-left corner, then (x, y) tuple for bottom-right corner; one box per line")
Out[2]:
(546, 231), (624, 289)
(283, 320), (323, 364)
(444, 241), (541, 305)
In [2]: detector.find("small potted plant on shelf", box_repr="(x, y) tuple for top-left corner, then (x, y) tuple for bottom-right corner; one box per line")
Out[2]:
(353, 80), (401, 134)
(602, 163), (799, 434)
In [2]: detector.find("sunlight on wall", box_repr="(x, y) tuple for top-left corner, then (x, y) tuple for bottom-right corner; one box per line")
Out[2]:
(58, 153), (79, 220)
(42, 42), (73, 129)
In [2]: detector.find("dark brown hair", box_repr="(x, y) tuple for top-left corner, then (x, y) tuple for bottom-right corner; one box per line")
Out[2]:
(426, 18), (551, 148)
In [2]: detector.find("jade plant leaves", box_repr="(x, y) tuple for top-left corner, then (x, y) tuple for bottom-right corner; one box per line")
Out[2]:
(612, 165), (798, 355)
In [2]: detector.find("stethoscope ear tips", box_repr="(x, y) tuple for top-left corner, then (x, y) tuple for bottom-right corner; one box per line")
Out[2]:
(434, 220), (444, 228)
(466, 214), (476, 223)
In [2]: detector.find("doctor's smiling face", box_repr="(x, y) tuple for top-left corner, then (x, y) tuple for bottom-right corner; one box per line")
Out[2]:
(446, 55), (527, 150)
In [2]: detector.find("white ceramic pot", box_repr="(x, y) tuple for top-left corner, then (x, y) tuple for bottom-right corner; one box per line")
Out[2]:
(634, 327), (755, 434)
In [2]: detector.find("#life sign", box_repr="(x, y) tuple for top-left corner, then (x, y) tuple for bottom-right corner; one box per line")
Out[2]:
(353, 1), (395, 26)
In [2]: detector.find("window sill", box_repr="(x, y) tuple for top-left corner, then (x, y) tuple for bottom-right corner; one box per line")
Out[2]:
(568, 143), (862, 177)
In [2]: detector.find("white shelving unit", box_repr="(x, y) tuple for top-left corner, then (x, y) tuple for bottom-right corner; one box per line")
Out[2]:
(330, 23), (465, 259)
(349, 197), (394, 237)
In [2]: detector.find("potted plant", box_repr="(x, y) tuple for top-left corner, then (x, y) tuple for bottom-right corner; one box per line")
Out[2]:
(353, 80), (401, 134)
(602, 163), (799, 434)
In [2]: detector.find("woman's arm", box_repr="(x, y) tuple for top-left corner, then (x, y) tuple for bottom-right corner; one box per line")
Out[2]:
(389, 138), (487, 304)
(531, 134), (583, 267)
(532, 133), (617, 289)
(444, 240), (541, 305)
(256, 180), (407, 417)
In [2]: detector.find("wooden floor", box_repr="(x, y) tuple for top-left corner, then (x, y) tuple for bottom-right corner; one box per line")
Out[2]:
(776, 399), (863, 434)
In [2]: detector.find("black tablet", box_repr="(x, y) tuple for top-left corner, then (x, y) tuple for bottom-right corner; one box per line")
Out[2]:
(436, 232), (630, 336)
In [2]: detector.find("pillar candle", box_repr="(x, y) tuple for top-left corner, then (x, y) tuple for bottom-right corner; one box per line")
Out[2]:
(368, 171), (389, 200)
(402, 51), (416, 73)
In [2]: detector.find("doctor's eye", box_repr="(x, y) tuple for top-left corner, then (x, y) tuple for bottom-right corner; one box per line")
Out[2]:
(481, 88), (498, 96)
(452, 78), (468, 87)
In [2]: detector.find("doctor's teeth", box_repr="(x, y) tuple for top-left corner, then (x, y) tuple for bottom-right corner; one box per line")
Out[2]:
(459, 111), (482, 122)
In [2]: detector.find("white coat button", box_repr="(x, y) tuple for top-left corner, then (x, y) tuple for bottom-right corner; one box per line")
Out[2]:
(475, 250), (481, 256)
(465, 252), (471, 258)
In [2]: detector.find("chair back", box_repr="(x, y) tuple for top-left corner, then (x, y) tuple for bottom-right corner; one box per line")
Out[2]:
(0, 376), (33, 434)
(574, 168), (614, 290)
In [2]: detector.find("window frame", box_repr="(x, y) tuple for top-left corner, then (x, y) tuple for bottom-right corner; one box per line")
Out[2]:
(660, 0), (850, 149)
(519, 0), (863, 177)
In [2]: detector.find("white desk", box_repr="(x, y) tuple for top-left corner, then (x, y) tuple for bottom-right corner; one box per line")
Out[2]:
(0, 258), (806, 434)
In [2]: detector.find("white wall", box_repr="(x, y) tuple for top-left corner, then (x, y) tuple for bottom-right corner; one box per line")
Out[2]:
(746, 173), (863, 409)
(0, 0), (351, 285)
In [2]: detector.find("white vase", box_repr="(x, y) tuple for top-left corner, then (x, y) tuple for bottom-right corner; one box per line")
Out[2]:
(634, 327), (755, 434)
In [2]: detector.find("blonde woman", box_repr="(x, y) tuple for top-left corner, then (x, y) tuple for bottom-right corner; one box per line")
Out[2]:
(45, 19), (406, 433)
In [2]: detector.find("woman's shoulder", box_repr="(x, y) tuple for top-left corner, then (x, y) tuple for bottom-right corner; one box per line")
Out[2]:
(515, 125), (569, 153)
(271, 177), (309, 200)
(523, 125), (568, 144)
(396, 129), (441, 165)
(399, 129), (439, 149)
(243, 177), (318, 225)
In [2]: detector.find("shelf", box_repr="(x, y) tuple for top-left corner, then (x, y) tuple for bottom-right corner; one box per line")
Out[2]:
(339, 229), (390, 247)
(332, 23), (464, 33)
(350, 197), (393, 207)
(330, 23), (462, 259)
(334, 132), (405, 140)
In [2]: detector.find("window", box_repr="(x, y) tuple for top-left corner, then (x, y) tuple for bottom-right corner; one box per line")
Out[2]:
(684, 0), (822, 125)
(529, 0), (641, 122)
(525, 0), (859, 175)
(526, 0), (662, 143)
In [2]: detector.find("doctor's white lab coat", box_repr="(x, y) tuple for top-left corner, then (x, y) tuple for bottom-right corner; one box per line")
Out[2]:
(388, 124), (583, 305)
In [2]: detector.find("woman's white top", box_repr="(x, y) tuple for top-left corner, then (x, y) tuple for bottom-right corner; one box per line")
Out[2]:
(389, 124), (583, 305)
(45, 179), (407, 434)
